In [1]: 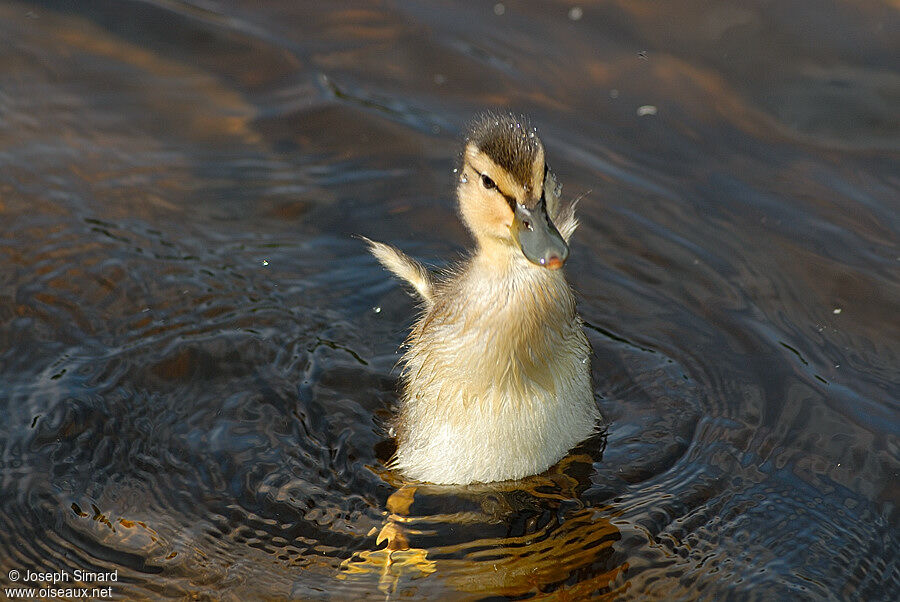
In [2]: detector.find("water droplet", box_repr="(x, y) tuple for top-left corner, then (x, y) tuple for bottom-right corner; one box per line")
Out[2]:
(460, 173), (468, 183)
(262, 259), (269, 266)
(610, 88), (619, 99)
(528, 131), (535, 138)
(373, 306), (382, 314)
(493, 3), (506, 15)
(833, 308), (842, 314)
(452, 168), (458, 173)
(568, 7), (583, 20)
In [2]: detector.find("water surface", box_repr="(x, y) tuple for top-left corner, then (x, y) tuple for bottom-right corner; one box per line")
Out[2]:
(1, 1), (898, 599)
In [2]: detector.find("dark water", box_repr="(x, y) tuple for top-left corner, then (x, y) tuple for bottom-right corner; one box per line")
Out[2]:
(1, 0), (898, 599)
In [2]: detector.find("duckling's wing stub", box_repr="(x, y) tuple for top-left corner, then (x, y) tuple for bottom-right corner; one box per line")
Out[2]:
(361, 237), (434, 305)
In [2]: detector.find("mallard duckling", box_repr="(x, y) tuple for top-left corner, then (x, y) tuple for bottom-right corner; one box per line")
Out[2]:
(365, 113), (599, 485)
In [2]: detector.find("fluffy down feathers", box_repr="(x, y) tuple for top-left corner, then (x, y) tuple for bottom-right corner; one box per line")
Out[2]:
(363, 114), (599, 485)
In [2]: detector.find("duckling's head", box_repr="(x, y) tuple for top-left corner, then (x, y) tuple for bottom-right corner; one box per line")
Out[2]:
(457, 113), (568, 269)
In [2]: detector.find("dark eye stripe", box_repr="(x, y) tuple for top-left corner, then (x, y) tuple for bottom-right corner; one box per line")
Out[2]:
(480, 172), (517, 211)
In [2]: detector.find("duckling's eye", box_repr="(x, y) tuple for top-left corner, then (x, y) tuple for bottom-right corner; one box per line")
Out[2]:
(480, 174), (497, 190)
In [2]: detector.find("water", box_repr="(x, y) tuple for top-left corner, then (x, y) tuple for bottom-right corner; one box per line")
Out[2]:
(1, 0), (897, 599)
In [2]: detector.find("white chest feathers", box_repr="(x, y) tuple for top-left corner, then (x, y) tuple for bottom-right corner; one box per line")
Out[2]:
(392, 260), (599, 484)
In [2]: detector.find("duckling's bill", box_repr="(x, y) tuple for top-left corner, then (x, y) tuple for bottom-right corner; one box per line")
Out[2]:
(514, 196), (569, 270)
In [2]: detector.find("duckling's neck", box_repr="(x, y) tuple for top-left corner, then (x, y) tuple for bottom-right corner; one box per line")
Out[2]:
(472, 236), (558, 283)
(464, 236), (571, 324)
(473, 236), (528, 270)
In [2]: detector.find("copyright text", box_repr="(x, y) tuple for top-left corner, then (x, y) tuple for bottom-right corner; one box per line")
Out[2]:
(5, 568), (116, 599)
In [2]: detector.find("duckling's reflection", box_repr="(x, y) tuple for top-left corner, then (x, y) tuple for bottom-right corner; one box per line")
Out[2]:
(339, 433), (625, 598)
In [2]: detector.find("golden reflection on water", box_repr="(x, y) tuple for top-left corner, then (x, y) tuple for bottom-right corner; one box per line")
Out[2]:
(341, 455), (627, 598)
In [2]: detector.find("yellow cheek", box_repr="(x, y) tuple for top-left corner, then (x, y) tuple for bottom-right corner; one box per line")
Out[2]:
(486, 197), (513, 229)
(459, 177), (517, 242)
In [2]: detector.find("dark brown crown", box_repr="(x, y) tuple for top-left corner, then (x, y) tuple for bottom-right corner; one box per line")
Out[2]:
(465, 113), (543, 186)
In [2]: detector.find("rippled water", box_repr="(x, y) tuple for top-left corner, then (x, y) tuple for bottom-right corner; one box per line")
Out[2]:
(1, 1), (898, 599)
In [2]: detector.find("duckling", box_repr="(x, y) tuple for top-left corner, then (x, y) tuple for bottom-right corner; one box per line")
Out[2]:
(365, 113), (599, 485)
